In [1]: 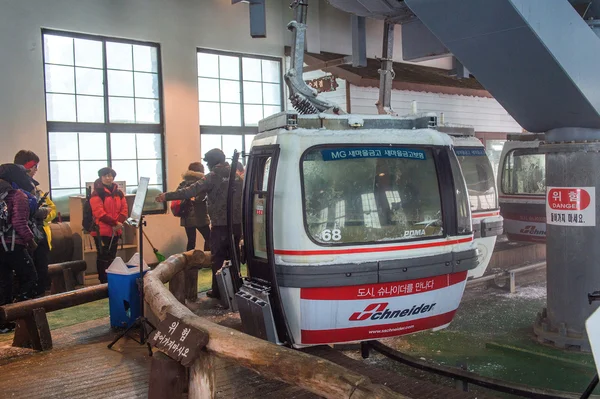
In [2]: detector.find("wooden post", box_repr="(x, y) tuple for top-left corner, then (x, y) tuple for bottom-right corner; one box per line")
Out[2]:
(148, 351), (187, 399)
(62, 267), (77, 292)
(169, 271), (186, 303)
(12, 308), (52, 351)
(184, 268), (198, 301)
(189, 350), (215, 399)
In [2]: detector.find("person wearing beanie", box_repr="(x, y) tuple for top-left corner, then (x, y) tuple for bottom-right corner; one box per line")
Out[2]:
(89, 167), (128, 283)
(14, 150), (57, 297)
(156, 148), (242, 300)
(175, 162), (211, 252)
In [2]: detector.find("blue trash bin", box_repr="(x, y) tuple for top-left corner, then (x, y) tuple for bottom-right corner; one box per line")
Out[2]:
(107, 257), (148, 328)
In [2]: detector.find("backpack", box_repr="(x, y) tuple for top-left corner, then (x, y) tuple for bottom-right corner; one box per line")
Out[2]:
(170, 199), (191, 218)
(82, 186), (97, 233)
(0, 193), (15, 251)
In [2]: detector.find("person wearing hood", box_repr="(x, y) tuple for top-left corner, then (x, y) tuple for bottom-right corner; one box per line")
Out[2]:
(14, 150), (57, 296)
(156, 148), (242, 300)
(90, 167), (128, 284)
(0, 179), (38, 321)
(176, 162), (211, 251)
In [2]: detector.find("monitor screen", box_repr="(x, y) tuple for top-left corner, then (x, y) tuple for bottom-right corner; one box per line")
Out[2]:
(130, 177), (150, 223)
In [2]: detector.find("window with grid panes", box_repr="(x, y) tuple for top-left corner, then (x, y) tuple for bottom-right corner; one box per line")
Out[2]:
(42, 30), (165, 216)
(197, 49), (282, 166)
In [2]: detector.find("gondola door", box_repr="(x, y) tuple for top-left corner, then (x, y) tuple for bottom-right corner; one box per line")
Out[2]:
(241, 144), (291, 344)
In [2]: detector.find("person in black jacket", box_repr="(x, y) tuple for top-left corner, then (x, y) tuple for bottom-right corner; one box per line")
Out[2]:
(156, 149), (242, 300)
(177, 162), (211, 251)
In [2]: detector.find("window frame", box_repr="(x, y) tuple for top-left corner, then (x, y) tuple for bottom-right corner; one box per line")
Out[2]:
(453, 147), (499, 212)
(500, 148), (546, 197)
(197, 47), (284, 158)
(42, 28), (166, 216)
(299, 144), (457, 248)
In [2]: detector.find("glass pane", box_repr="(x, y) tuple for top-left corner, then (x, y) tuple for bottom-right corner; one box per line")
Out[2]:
(136, 133), (162, 159)
(222, 135), (242, 159)
(75, 67), (103, 96)
(262, 60), (280, 83)
(76, 95), (105, 123)
(201, 134), (222, 156)
(302, 147), (443, 244)
(134, 72), (159, 99)
(78, 133), (107, 160)
(243, 81), (262, 104)
(108, 70), (134, 97)
(485, 139), (506, 180)
(144, 185), (165, 212)
(242, 57), (261, 81)
(133, 45), (158, 73)
(263, 105), (281, 119)
(110, 133), (137, 160)
(138, 160), (163, 184)
(74, 38), (103, 68)
(50, 160), (80, 188)
(106, 42), (133, 70)
(44, 35), (74, 65)
(51, 188), (82, 217)
(454, 148), (497, 211)
(199, 102), (221, 125)
(263, 83), (281, 105)
(135, 99), (160, 123)
(245, 134), (256, 152)
(501, 150), (545, 195)
(219, 55), (239, 80)
(45, 65), (75, 94)
(197, 52), (219, 78)
(111, 160), (138, 187)
(220, 80), (240, 103)
(198, 78), (220, 102)
(49, 132), (79, 160)
(109, 97), (135, 123)
(46, 93), (76, 122)
(80, 160), (108, 188)
(244, 104), (263, 126)
(221, 103), (241, 127)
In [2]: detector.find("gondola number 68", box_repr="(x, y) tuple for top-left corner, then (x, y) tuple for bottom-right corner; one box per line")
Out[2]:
(321, 229), (342, 241)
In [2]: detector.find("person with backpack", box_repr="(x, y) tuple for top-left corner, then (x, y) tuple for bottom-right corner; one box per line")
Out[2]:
(174, 162), (211, 252)
(90, 167), (128, 284)
(0, 179), (38, 315)
(14, 150), (57, 297)
(156, 148), (242, 300)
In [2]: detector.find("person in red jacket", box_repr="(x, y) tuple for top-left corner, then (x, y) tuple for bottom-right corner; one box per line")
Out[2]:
(0, 179), (38, 308)
(90, 167), (128, 284)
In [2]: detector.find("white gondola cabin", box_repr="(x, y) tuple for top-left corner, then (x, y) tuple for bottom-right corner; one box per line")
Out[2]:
(235, 112), (479, 347)
(498, 133), (546, 243)
(446, 130), (503, 278)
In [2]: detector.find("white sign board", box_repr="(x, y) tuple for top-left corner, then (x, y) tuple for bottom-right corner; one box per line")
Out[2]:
(546, 187), (595, 226)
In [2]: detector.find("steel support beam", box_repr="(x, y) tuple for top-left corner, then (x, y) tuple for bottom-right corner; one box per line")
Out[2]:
(351, 15), (367, 67)
(402, 19), (450, 62)
(376, 22), (394, 115)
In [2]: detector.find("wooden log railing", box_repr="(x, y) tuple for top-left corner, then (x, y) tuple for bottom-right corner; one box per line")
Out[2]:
(0, 284), (108, 351)
(47, 260), (87, 294)
(144, 250), (406, 399)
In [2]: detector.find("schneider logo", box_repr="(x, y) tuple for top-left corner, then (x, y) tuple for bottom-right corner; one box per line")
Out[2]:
(349, 302), (436, 321)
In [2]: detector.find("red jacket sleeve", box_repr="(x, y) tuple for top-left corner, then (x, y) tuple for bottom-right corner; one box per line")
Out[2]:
(90, 195), (117, 226)
(117, 195), (128, 223)
(11, 191), (34, 243)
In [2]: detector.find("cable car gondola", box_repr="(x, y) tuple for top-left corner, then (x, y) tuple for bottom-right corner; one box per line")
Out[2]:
(444, 129), (503, 278)
(235, 112), (479, 347)
(497, 133), (546, 243)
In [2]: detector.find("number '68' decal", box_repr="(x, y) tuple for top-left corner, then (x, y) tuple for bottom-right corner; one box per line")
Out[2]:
(320, 229), (341, 242)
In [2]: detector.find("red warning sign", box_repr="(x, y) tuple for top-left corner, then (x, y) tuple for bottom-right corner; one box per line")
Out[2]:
(546, 187), (595, 226)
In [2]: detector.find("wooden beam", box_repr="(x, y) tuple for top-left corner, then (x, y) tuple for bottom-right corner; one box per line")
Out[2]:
(148, 351), (187, 399)
(144, 251), (405, 399)
(189, 350), (216, 399)
(303, 56), (352, 73)
(12, 308), (52, 351)
(0, 284), (108, 323)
